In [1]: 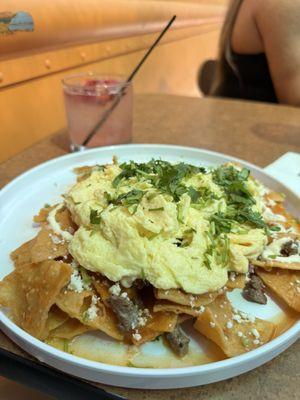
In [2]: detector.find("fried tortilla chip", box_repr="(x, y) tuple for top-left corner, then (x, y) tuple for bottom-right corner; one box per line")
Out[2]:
(49, 317), (92, 339)
(11, 227), (69, 268)
(33, 206), (54, 224)
(55, 206), (77, 233)
(194, 294), (275, 357)
(265, 191), (285, 203)
(178, 314), (194, 324)
(45, 306), (69, 333)
(56, 289), (94, 317)
(93, 279), (118, 307)
(56, 289), (123, 340)
(153, 300), (205, 317)
(226, 274), (246, 290)
(0, 261), (72, 339)
(131, 311), (178, 345)
(154, 288), (219, 307)
(73, 165), (94, 182)
(256, 268), (300, 312)
(252, 260), (300, 271)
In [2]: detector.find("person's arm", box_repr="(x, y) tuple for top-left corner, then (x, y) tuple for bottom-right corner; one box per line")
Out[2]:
(255, 0), (300, 106)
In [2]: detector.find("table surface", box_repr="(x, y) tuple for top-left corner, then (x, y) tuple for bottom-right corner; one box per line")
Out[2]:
(0, 93), (300, 400)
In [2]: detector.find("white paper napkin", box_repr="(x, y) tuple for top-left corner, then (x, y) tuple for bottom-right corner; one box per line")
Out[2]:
(264, 152), (300, 198)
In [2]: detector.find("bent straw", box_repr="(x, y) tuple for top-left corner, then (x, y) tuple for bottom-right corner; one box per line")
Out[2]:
(82, 15), (176, 147)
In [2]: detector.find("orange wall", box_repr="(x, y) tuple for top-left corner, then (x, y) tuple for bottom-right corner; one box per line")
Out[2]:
(0, 0), (227, 162)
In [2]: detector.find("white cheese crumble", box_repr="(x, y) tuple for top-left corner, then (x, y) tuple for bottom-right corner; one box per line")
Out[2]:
(189, 296), (196, 308)
(84, 295), (98, 321)
(109, 283), (121, 296)
(132, 332), (142, 341)
(68, 264), (91, 293)
(68, 269), (84, 293)
(251, 328), (260, 339)
(210, 322), (216, 328)
(120, 276), (135, 288)
(137, 309), (149, 327)
(232, 311), (255, 324)
(47, 203), (73, 241)
(226, 321), (233, 329)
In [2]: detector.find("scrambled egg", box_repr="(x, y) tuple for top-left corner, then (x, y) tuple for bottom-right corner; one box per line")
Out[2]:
(65, 162), (268, 295)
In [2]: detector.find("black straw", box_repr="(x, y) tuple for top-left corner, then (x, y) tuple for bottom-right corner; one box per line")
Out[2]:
(82, 15), (177, 147)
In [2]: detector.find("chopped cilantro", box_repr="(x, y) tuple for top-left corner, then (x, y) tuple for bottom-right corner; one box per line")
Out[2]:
(268, 255), (278, 259)
(149, 207), (164, 211)
(112, 160), (206, 201)
(269, 226), (281, 232)
(210, 212), (232, 235)
(90, 209), (102, 224)
(203, 245), (213, 270)
(115, 189), (144, 206)
(212, 165), (275, 233)
(187, 186), (201, 203)
(105, 189), (144, 210)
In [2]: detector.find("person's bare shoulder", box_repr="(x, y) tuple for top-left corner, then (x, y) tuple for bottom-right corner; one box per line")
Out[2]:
(255, 0), (300, 33)
(231, 0), (262, 53)
(254, 0), (300, 105)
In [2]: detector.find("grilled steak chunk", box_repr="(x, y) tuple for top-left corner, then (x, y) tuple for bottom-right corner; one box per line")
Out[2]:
(242, 273), (267, 304)
(280, 240), (299, 257)
(165, 325), (190, 357)
(108, 294), (139, 332)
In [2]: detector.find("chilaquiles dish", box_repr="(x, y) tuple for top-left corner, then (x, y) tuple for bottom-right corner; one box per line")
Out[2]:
(1, 159), (299, 363)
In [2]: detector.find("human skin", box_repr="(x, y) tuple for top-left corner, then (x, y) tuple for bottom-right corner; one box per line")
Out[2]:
(231, 0), (300, 106)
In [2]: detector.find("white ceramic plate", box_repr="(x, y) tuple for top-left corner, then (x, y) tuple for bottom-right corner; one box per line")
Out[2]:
(0, 144), (299, 389)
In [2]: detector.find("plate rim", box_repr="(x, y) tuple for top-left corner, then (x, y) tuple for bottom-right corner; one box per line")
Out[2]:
(0, 311), (299, 377)
(0, 143), (299, 378)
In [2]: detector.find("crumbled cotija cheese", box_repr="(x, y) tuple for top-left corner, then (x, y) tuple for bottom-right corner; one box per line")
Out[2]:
(109, 283), (121, 296)
(84, 295), (98, 321)
(137, 309), (149, 327)
(251, 328), (260, 339)
(68, 269), (84, 293)
(226, 321), (233, 329)
(232, 311), (255, 324)
(132, 332), (142, 341)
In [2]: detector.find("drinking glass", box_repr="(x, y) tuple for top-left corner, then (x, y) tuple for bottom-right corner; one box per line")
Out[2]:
(62, 73), (133, 151)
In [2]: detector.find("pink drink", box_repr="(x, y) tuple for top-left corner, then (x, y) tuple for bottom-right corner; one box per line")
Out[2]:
(62, 74), (133, 151)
